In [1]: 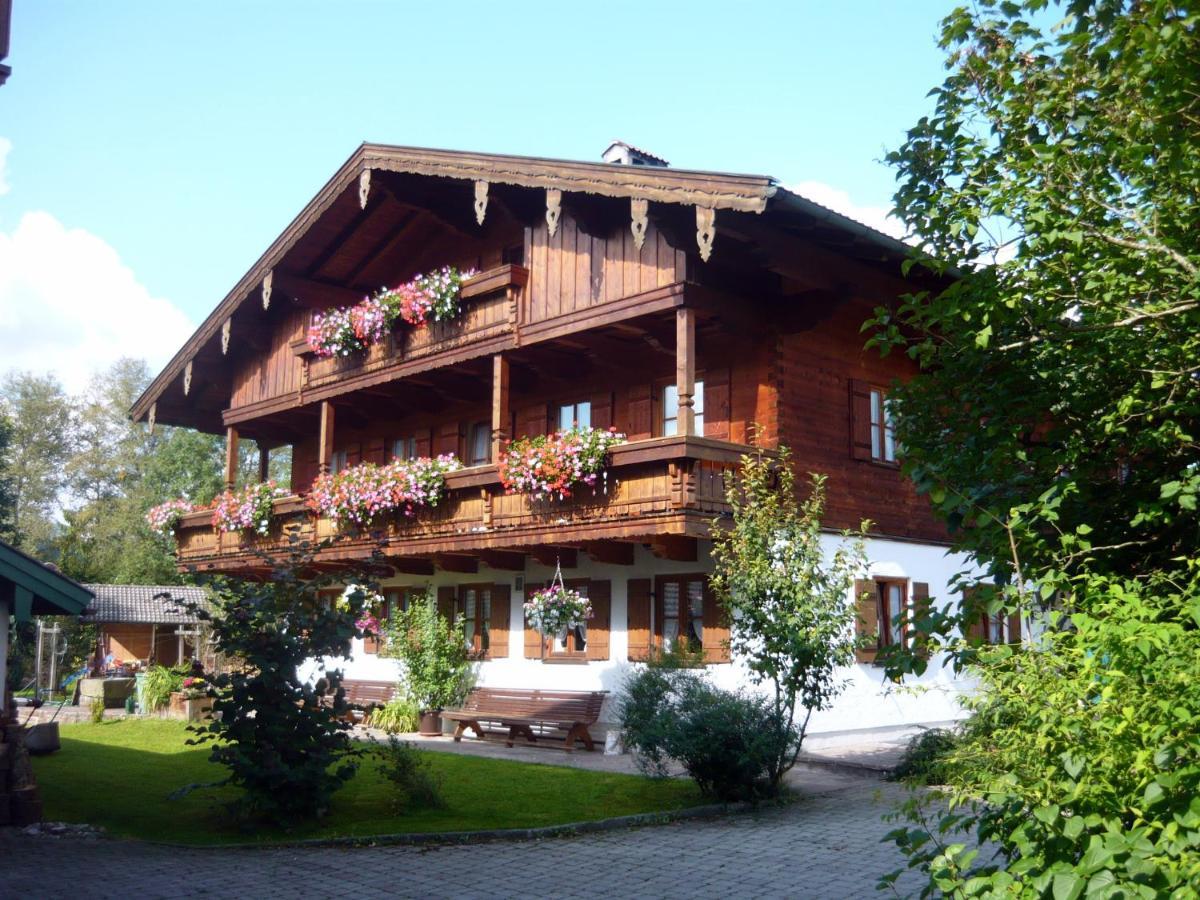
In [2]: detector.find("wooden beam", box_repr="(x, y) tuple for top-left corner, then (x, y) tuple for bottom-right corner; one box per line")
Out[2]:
(318, 401), (335, 476)
(676, 306), (696, 437)
(491, 354), (510, 462)
(527, 546), (577, 568)
(582, 541), (635, 565)
(391, 557), (435, 576)
(647, 535), (697, 562)
(258, 445), (270, 482)
(344, 209), (421, 288)
(276, 273), (365, 310)
(224, 426), (239, 490)
(435, 554), (479, 574)
(478, 549), (525, 571)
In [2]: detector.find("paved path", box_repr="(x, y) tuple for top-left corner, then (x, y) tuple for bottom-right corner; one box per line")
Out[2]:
(0, 770), (922, 899)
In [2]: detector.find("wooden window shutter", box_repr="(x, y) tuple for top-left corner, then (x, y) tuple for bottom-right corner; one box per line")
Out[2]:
(524, 582), (545, 658)
(854, 579), (879, 663)
(626, 385), (653, 440)
(345, 442), (362, 467)
(911, 582), (931, 659)
(703, 367), (731, 440)
(849, 379), (873, 461)
(487, 583), (510, 659)
(585, 580), (611, 661)
(591, 391), (614, 430)
(365, 438), (386, 465)
(627, 578), (652, 661)
(433, 423), (460, 458)
(436, 586), (457, 626)
(701, 580), (731, 663)
(517, 403), (547, 439)
(1007, 610), (1022, 645)
(962, 585), (988, 644)
(414, 428), (432, 458)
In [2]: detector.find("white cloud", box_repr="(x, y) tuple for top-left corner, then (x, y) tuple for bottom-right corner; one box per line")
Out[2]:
(0, 211), (195, 393)
(786, 180), (909, 243)
(0, 137), (11, 195)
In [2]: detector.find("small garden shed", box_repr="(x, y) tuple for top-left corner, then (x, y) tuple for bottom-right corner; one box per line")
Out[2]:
(81, 585), (208, 669)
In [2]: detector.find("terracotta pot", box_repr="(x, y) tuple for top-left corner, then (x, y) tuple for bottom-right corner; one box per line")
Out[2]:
(418, 710), (442, 736)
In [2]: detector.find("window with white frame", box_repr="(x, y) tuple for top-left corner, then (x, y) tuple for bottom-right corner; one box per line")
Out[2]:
(869, 388), (896, 463)
(557, 400), (591, 431)
(661, 381), (705, 436)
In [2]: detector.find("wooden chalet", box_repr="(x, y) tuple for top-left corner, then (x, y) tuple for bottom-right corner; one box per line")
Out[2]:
(134, 142), (977, 732)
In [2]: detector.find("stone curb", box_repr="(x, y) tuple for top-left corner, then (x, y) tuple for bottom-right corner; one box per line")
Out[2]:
(136, 797), (776, 852)
(796, 754), (895, 777)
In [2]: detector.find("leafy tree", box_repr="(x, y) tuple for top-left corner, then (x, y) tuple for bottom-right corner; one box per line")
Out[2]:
(708, 448), (867, 792)
(382, 590), (472, 713)
(871, 1), (1200, 893)
(0, 411), (17, 542)
(185, 540), (379, 824)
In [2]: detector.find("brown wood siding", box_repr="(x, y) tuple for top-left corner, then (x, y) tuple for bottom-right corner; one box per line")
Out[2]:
(229, 309), (306, 409)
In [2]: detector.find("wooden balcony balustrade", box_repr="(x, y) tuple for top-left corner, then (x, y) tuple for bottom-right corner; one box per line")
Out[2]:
(173, 436), (751, 573)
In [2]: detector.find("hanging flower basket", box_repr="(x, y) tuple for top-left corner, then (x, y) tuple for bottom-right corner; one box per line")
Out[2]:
(306, 266), (476, 357)
(499, 426), (625, 500)
(336, 585), (384, 636)
(146, 499), (196, 539)
(524, 583), (592, 640)
(211, 481), (288, 535)
(308, 455), (462, 530)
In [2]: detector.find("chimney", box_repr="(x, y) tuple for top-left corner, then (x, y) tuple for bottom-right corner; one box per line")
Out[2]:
(601, 141), (669, 168)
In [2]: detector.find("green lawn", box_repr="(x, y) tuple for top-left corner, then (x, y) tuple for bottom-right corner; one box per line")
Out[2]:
(32, 720), (702, 845)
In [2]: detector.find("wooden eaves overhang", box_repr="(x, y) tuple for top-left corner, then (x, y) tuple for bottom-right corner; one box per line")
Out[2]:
(130, 143), (919, 433)
(0, 539), (94, 622)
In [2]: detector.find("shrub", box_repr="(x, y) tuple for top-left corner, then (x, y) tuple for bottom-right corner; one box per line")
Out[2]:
(367, 695), (420, 734)
(89, 696), (105, 723)
(619, 666), (795, 802)
(371, 735), (444, 812)
(141, 664), (185, 712)
(381, 590), (472, 712)
(888, 727), (959, 785)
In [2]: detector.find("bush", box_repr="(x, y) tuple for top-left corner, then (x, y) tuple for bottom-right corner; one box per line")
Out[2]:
(381, 590), (472, 712)
(367, 695), (420, 734)
(141, 664), (186, 712)
(619, 666), (795, 802)
(371, 735), (444, 812)
(888, 728), (958, 785)
(89, 696), (105, 723)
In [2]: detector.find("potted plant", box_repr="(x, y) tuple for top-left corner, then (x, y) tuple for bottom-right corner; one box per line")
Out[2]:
(381, 589), (471, 735)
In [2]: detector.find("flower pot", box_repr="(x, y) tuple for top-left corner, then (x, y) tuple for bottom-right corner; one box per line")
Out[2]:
(418, 710), (442, 736)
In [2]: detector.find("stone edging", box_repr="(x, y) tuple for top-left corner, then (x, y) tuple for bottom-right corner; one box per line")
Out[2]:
(140, 798), (776, 851)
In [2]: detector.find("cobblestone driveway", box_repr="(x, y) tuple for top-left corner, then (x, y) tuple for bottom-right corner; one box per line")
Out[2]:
(0, 776), (923, 899)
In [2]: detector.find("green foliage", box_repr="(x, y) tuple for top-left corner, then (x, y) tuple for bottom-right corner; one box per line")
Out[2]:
(369, 735), (445, 812)
(888, 727), (959, 786)
(0, 411), (17, 542)
(186, 540), (381, 825)
(381, 590), (472, 712)
(141, 664), (186, 712)
(708, 447), (867, 789)
(619, 666), (795, 802)
(89, 696), (105, 724)
(366, 694), (420, 734)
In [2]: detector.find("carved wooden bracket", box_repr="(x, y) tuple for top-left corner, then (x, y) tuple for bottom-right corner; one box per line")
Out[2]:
(695, 206), (716, 262)
(261, 270), (273, 310)
(358, 168), (372, 210)
(474, 180), (489, 226)
(221, 317), (231, 355)
(545, 189), (562, 237)
(631, 198), (649, 250)
(147, 402), (156, 435)
(183, 360), (193, 396)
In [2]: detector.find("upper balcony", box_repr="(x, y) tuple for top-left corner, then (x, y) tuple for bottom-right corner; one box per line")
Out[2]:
(173, 435), (749, 575)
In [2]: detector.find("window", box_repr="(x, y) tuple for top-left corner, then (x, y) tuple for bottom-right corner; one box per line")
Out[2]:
(661, 381), (705, 436)
(877, 579), (907, 648)
(550, 580), (589, 658)
(869, 388), (896, 463)
(659, 577), (704, 651)
(459, 584), (492, 656)
(557, 400), (591, 432)
(329, 449), (348, 475)
(391, 436), (417, 461)
(468, 422), (491, 466)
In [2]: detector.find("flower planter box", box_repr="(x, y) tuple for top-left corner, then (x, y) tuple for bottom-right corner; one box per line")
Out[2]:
(168, 692), (214, 723)
(79, 677), (136, 709)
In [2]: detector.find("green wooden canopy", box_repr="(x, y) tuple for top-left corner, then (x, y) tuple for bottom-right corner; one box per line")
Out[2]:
(0, 539), (94, 622)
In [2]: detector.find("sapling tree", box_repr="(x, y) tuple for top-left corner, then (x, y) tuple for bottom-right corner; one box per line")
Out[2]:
(709, 447), (868, 790)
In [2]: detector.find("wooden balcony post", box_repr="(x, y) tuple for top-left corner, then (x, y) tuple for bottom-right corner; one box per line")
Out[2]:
(258, 445), (270, 483)
(676, 306), (696, 436)
(224, 426), (239, 491)
(319, 401), (335, 476)
(491, 353), (510, 462)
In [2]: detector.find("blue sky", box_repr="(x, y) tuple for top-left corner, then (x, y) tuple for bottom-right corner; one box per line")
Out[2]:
(0, 1), (953, 390)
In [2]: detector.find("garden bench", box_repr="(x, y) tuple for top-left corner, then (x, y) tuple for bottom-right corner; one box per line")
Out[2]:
(442, 687), (608, 752)
(320, 679), (396, 721)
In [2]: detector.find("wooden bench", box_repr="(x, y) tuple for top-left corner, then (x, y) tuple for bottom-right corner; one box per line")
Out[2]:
(321, 679), (397, 721)
(442, 687), (608, 752)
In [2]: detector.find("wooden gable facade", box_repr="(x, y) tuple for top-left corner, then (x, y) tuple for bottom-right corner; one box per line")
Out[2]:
(133, 144), (946, 577)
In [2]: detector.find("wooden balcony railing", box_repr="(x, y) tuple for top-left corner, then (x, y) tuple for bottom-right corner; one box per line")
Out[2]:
(173, 436), (752, 572)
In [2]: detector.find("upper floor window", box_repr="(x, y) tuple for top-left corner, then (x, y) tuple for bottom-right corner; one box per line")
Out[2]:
(329, 449), (348, 475)
(661, 381), (704, 436)
(392, 436), (417, 461)
(468, 421), (491, 466)
(870, 389), (896, 463)
(558, 400), (591, 432)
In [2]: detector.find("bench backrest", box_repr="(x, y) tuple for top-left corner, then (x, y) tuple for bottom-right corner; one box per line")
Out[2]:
(343, 680), (396, 706)
(461, 687), (607, 723)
